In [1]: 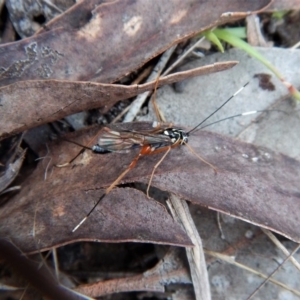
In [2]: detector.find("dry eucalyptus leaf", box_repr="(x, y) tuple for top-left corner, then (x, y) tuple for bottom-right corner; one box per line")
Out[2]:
(0, 122), (299, 255)
(0, 123), (194, 252)
(147, 130), (300, 242)
(0, 187), (193, 253)
(0, 61), (237, 139)
(0, 0), (270, 86)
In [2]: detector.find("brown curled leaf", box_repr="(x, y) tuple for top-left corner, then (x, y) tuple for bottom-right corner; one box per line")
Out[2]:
(0, 61), (237, 140)
(0, 0), (271, 86)
(0, 187), (193, 253)
(0, 122), (299, 254)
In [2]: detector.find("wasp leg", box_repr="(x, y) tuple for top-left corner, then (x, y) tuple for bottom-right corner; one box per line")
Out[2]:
(72, 145), (148, 232)
(146, 147), (171, 198)
(184, 142), (217, 173)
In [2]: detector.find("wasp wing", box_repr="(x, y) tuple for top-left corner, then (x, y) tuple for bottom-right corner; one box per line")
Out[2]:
(95, 127), (172, 153)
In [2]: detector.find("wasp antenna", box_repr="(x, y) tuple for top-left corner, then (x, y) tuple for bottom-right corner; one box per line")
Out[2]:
(199, 111), (258, 130)
(72, 217), (87, 232)
(241, 110), (259, 116)
(62, 138), (93, 151)
(198, 109), (284, 130)
(187, 82), (249, 135)
(72, 193), (106, 232)
(56, 139), (94, 167)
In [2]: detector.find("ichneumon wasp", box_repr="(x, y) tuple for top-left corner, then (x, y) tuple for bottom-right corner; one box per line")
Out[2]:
(71, 82), (252, 232)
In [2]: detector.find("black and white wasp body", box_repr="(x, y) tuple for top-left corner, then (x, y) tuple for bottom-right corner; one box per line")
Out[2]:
(72, 83), (249, 231)
(91, 125), (189, 155)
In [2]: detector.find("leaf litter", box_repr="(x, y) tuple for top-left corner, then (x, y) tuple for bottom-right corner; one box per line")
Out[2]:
(2, 0), (300, 299)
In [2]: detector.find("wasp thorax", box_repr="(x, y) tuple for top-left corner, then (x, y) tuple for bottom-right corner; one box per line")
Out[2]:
(164, 128), (188, 145)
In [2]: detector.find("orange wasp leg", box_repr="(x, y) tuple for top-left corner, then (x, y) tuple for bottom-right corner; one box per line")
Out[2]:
(146, 146), (171, 198)
(145, 141), (218, 197)
(72, 144), (163, 232)
(184, 142), (218, 174)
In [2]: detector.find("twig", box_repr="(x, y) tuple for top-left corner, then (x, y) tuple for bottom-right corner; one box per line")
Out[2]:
(205, 249), (300, 297)
(247, 244), (300, 300)
(261, 228), (300, 272)
(163, 36), (205, 75)
(123, 45), (177, 122)
(167, 194), (211, 300)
